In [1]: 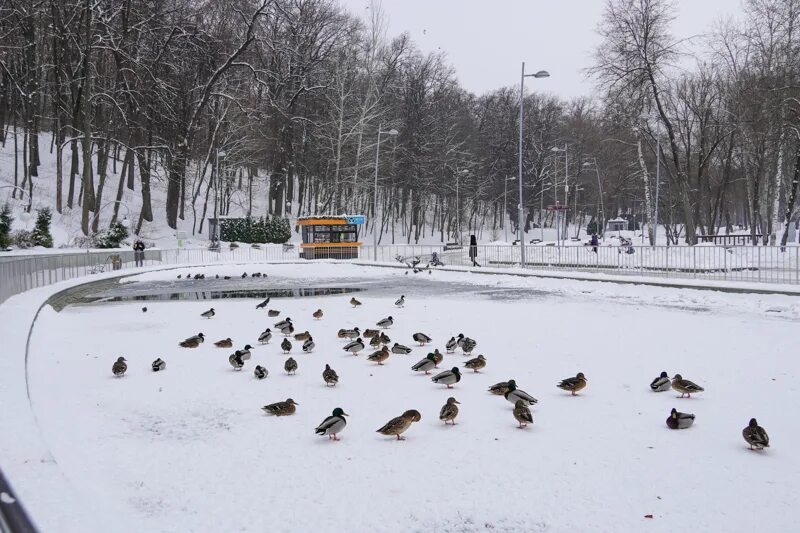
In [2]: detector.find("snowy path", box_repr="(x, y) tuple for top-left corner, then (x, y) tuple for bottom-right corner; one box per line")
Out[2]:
(26, 264), (800, 532)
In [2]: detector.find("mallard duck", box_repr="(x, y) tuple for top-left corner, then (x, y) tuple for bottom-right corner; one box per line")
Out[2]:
(280, 323), (295, 336)
(557, 372), (588, 396)
(251, 272), (262, 278)
(343, 338), (365, 355)
(395, 295), (405, 307)
(281, 338), (292, 354)
(671, 374), (704, 398)
(268, 309), (280, 317)
(432, 367), (461, 388)
(431, 349), (444, 367)
(141, 306), (147, 313)
(179, 332), (205, 348)
(513, 400), (533, 428)
(376, 409), (421, 440)
(214, 337), (233, 348)
(350, 297), (362, 308)
(112, 357), (127, 377)
(223, 275), (231, 280)
(254, 365), (268, 380)
(339, 327), (360, 340)
(322, 364), (339, 386)
(666, 408), (695, 429)
(315, 408), (349, 440)
(488, 380), (513, 396)
(229, 352), (244, 370)
(439, 397), (460, 425)
(379, 332), (391, 345)
(201, 308), (215, 319)
(363, 328), (379, 338)
(464, 354), (486, 372)
(461, 337), (477, 354)
(237, 345), (253, 360)
(294, 330), (311, 341)
(274, 317), (292, 329)
(445, 336), (458, 353)
(367, 346), (390, 365)
(412, 332), (432, 346)
(284, 357), (298, 375)
(505, 380), (538, 405)
(256, 297), (270, 309)
(392, 343), (412, 355)
(650, 371), (671, 392)
(262, 398), (298, 416)
(258, 329), (272, 344)
(241, 272), (248, 278)
(313, 309), (324, 320)
(411, 353), (437, 374)
(151, 358), (166, 372)
(302, 337), (315, 353)
(742, 418), (770, 450)
(376, 316), (393, 328)
(369, 335), (382, 348)
(456, 333), (466, 348)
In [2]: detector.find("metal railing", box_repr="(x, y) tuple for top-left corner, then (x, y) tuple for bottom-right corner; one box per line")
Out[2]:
(0, 466), (37, 533)
(1, 243), (799, 305)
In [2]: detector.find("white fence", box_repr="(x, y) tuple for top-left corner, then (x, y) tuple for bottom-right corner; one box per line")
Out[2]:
(1, 243), (798, 304)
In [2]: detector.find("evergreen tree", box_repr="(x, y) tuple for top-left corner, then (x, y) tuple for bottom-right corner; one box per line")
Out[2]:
(0, 203), (13, 249)
(32, 207), (54, 248)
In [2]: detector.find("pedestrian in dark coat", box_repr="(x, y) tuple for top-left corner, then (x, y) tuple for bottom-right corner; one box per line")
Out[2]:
(133, 239), (145, 267)
(469, 235), (480, 267)
(590, 233), (599, 253)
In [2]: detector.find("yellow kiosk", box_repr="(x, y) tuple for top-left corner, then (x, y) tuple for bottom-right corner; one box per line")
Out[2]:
(298, 215), (365, 259)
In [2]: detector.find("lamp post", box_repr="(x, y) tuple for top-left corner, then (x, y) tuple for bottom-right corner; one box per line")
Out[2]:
(550, 145), (568, 243)
(214, 149), (226, 242)
(518, 63), (550, 266)
(582, 159), (606, 242)
(373, 125), (399, 260)
(455, 169), (469, 245)
(503, 176), (516, 243)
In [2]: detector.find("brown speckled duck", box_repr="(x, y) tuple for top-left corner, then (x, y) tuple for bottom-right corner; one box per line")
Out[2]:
(376, 410), (422, 440)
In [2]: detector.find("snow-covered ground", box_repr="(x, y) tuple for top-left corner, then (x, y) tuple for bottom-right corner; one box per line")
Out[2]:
(11, 263), (800, 532)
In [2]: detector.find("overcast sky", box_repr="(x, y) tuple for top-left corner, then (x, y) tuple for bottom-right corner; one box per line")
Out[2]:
(337, 0), (744, 98)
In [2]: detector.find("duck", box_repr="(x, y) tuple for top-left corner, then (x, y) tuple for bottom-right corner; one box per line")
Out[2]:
(742, 418), (770, 450)
(268, 309), (281, 318)
(376, 316), (393, 329)
(254, 365), (268, 380)
(294, 330), (311, 341)
(201, 308), (215, 319)
(256, 297), (270, 309)
(505, 380), (538, 405)
(313, 309), (324, 320)
(281, 338), (292, 354)
(214, 337), (233, 348)
(376, 409), (421, 440)
(367, 346), (390, 365)
(411, 354), (437, 374)
(338, 327), (360, 340)
(431, 349), (444, 367)
(445, 336), (458, 353)
(284, 357), (298, 375)
(461, 337), (477, 354)
(369, 335), (382, 348)
(251, 272), (262, 278)
(322, 364), (339, 386)
(439, 397), (460, 425)
(378, 332), (391, 345)
(650, 371), (671, 392)
(223, 275), (231, 280)
(363, 329), (379, 339)
(464, 354), (486, 372)
(488, 380), (513, 396)
(229, 352), (244, 370)
(432, 367), (461, 388)
(261, 398), (298, 416)
(557, 372), (588, 396)
(392, 343), (412, 355)
(238, 345), (253, 360)
(412, 332), (432, 346)
(241, 272), (248, 278)
(666, 408), (695, 429)
(258, 329), (272, 344)
(350, 297), (362, 308)
(315, 408), (349, 440)
(302, 337), (315, 353)
(456, 333), (466, 349)
(112, 357), (127, 377)
(513, 400), (534, 428)
(671, 374), (704, 398)
(343, 338), (365, 355)
(395, 295), (405, 307)
(151, 358), (166, 372)
(141, 307), (147, 313)
(179, 332), (205, 348)
(274, 317), (292, 329)
(280, 323), (295, 336)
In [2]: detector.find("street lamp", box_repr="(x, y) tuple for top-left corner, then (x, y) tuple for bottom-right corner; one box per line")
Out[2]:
(518, 63), (550, 265)
(583, 159), (606, 242)
(503, 176), (517, 243)
(214, 149), (226, 242)
(373, 125), (399, 260)
(455, 169), (469, 245)
(551, 145), (568, 243)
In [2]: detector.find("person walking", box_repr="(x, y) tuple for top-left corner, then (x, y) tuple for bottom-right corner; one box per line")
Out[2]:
(468, 235), (480, 267)
(133, 239), (145, 267)
(590, 233), (599, 253)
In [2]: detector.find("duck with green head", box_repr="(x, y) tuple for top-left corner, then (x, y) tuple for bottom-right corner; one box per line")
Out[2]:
(315, 408), (349, 440)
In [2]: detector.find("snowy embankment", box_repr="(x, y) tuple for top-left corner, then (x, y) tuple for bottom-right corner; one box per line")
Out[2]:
(3, 262), (799, 532)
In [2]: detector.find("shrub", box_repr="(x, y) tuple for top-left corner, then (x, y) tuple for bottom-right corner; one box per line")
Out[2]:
(11, 229), (36, 248)
(0, 203), (12, 249)
(218, 216), (291, 244)
(31, 207), (54, 248)
(94, 221), (130, 248)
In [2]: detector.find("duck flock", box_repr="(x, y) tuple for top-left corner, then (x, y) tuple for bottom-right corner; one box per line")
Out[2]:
(111, 290), (770, 451)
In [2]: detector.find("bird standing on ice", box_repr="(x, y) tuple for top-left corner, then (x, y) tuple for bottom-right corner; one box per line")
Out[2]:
(650, 371), (671, 392)
(376, 410), (421, 440)
(284, 357), (298, 375)
(431, 367), (461, 388)
(350, 297), (362, 308)
(262, 398), (298, 416)
(671, 374), (704, 398)
(666, 408), (695, 429)
(557, 373), (588, 396)
(439, 397), (460, 424)
(412, 332), (432, 346)
(411, 353), (437, 375)
(395, 295), (405, 307)
(258, 329), (272, 344)
(342, 338), (365, 355)
(743, 418), (769, 450)
(504, 380), (538, 405)
(513, 400), (533, 428)
(322, 364), (339, 386)
(151, 358), (166, 372)
(112, 357), (127, 377)
(313, 309), (324, 320)
(201, 308), (215, 319)
(254, 365), (268, 380)
(315, 408), (349, 440)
